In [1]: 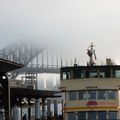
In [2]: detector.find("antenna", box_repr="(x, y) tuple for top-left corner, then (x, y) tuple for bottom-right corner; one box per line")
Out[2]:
(87, 43), (97, 66)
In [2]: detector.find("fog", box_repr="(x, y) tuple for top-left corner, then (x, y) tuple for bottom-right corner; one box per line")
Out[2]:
(1, 0), (120, 64)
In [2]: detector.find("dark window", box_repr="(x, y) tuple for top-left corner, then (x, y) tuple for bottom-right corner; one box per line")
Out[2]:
(85, 70), (90, 78)
(88, 90), (96, 100)
(88, 111), (96, 120)
(68, 112), (75, 120)
(69, 91), (77, 100)
(98, 90), (107, 100)
(98, 111), (106, 120)
(73, 69), (81, 79)
(79, 91), (86, 100)
(105, 68), (111, 78)
(78, 112), (86, 120)
(107, 90), (116, 100)
(100, 69), (110, 78)
(108, 111), (117, 120)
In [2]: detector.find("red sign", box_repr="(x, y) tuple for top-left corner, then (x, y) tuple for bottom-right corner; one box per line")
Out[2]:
(87, 101), (98, 106)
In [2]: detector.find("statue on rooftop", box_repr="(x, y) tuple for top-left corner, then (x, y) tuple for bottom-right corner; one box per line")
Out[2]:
(87, 43), (97, 66)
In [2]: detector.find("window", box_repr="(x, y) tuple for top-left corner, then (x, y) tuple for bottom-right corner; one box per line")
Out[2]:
(100, 71), (105, 78)
(88, 111), (96, 120)
(115, 70), (120, 78)
(98, 111), (106, 120)
(69, 91), (77, 100)
(107, 90), (116, 100)
(62, 72), (66, 80)
(62, 71), (71, 80)
(88, 91), (96, 100)
(68, 112), (75, 120)
(73, 69), (81, 79)
(85, 70), (90, 78)
(78, 112), (86, 120)
(80, 71), (84, 78)
(108, 111), (117, 120)
(90, 71), (98, 78)
(98, 90), (107, 100)
(79, 91), (86, 100)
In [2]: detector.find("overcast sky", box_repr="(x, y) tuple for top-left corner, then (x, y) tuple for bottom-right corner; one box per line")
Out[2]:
(1, 0), (120, 65)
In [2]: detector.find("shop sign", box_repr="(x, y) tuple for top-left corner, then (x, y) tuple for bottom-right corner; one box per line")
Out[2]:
(86, 101), (98, 106)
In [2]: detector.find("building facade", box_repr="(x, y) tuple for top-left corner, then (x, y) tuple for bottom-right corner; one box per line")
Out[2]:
(60, 64), (120, 120)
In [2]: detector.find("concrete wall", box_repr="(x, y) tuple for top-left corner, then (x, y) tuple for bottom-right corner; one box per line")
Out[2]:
(61, 78), (120, 90)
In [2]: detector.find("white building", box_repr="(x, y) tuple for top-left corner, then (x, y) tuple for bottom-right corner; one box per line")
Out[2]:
(60, 60), (120, 120)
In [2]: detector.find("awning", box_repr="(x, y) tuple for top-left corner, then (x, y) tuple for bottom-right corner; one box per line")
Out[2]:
(0, 58), (24, 73)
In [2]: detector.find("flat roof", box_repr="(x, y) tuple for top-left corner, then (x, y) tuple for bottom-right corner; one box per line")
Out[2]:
(10, 88), (61, 99)
(0, 58), (24, 73)
(61, 65), (120, 71)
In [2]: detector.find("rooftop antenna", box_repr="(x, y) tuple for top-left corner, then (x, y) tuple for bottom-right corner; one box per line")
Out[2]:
(87, 43), (97, 66)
